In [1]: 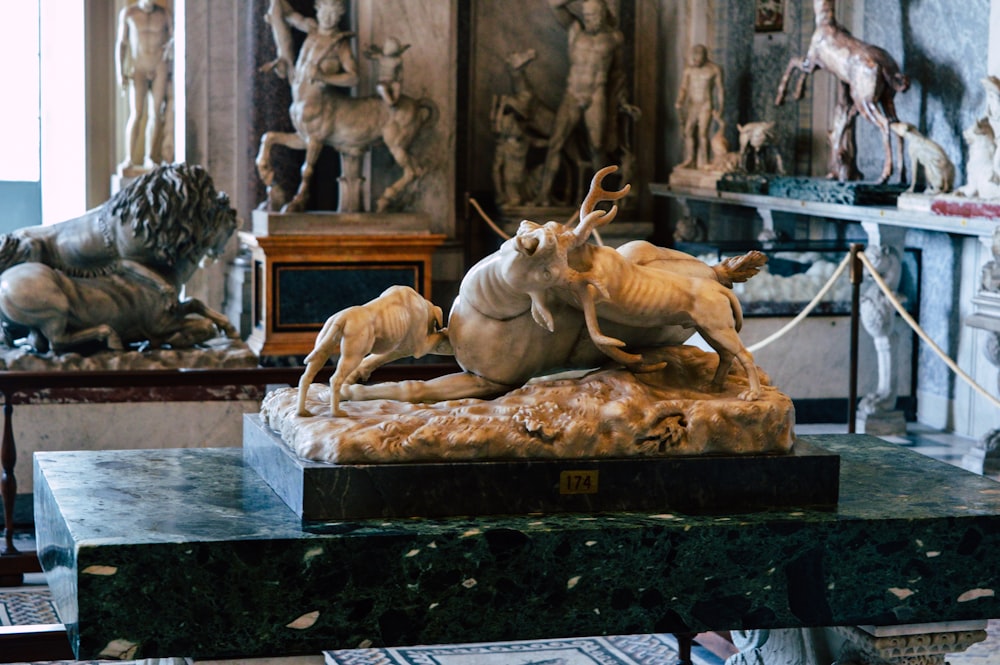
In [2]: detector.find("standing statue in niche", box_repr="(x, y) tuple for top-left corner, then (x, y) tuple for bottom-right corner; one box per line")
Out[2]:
(535, 0), (640, 207)
(117, 0), (174, 177)
(490, 49), (551, 208)
(676, 44), (724, 171)
(775, 0), (910, 184)
(256, 0), (437, 214)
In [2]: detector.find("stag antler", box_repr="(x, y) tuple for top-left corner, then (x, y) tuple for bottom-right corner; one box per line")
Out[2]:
(572, 165), (631, 247)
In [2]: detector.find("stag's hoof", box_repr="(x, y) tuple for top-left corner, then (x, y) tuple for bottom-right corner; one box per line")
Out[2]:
(629, 361), (667, 374)
(738, 389), (761, 401)
(296, 408), (314, 418)
(332, 408), (348, 418)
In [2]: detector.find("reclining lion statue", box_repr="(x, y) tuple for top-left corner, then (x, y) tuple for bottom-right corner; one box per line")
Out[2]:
(0, 163), (239, 353)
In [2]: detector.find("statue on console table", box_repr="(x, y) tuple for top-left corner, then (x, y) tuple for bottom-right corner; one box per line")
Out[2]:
(271, 167), (794, 464)
(0, 164), (239, 354)
(533, 0), (640, 208)
(255, 0), (436, 214)
(116, 0), (174, 177)
(676, 44), (724, 171)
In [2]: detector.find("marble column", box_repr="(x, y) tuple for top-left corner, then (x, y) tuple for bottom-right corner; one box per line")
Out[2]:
(857, 222), (908, 436)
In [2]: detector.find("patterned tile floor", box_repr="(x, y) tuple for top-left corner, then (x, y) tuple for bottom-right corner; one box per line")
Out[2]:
(3, 423), (999, 664)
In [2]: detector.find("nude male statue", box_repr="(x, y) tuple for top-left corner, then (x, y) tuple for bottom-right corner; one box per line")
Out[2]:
(676, 44), (724, 170)
(536, 0), (638, 206)
(117, 0), (173, 177)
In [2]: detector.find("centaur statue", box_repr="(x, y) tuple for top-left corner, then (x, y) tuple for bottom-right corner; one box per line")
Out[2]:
(256, 0), (436, 213)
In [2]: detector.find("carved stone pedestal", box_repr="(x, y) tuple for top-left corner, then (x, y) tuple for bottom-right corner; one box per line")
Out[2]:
(242, 211), (446, 357)
(725, 623), (988, 665)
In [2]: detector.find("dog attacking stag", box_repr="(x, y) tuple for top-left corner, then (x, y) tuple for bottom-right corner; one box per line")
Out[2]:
(304, 166), (767, 409)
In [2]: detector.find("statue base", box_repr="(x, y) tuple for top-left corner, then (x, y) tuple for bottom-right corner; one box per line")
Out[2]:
(244, 415), (839, 519)
(716, 172), (771, 194)
(668, 167), (727, 190)
(930, 193), (1000, 219)
(767, 177), (907, 206)
(251, 210), (432, 236)
(0, 336), (256, 371)
(857, 409), (907, 437)
(896, 191), (934, 212)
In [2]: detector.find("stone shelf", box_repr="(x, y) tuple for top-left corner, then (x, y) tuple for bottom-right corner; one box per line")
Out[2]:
(651, 183), (998, 238)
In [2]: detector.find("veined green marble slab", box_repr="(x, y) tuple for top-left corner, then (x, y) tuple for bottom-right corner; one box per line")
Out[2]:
(34, 435), (1000, 660)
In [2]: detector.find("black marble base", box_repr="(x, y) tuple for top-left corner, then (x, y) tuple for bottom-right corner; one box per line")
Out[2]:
(767, 177), (907, 205)
(244, 415), (839, 519)
(717, 173), (770, 194)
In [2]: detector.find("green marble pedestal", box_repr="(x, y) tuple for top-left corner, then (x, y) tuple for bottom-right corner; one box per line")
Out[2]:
(34, 435), (1000, 660)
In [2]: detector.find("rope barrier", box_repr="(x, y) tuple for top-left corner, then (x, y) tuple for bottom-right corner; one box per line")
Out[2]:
(857, 250), (1000, 411)
(746, 252), (851, 353)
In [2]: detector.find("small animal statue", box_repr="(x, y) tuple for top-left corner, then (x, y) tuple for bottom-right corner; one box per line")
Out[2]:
(737, 121), (784, 174)
(296, 285), (445, 417)
(775, 0), (910, 184)
(364, 36), (410, 107)
(955, 118), (1000, 199)
(707, 118), (741, 172)
(890, 122), (955, 194)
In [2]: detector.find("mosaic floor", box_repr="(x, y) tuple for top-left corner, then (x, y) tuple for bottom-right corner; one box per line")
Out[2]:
(3, 423), (999, 664)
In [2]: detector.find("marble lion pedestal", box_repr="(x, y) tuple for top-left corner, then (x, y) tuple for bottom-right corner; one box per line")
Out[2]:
(242, 211), (447, 357)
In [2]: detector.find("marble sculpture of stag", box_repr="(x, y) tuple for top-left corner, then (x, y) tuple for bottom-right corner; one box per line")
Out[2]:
(507, 166), (766, 400)
(775, 0), (910, 184)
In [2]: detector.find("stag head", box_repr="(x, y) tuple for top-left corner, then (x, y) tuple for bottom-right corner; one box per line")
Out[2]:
(502, 165), (628, 332)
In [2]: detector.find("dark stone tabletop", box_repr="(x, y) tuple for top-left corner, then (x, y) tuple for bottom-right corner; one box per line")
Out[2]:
(33, 434), (1000, 660)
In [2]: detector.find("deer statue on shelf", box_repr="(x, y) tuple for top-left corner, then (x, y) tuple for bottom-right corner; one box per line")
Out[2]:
(775, 0), (910, 184)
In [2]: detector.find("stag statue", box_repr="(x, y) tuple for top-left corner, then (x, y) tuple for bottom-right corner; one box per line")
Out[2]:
(775, 0), (910, 184)
(330, 166), (766, 406)
(256, 0), (436, 214)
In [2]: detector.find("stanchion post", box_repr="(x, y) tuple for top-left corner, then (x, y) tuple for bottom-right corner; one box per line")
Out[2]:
(848, 244), (864, 433)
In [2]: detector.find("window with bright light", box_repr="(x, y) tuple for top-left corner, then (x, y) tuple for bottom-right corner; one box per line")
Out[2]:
(0, 4), (40, 182)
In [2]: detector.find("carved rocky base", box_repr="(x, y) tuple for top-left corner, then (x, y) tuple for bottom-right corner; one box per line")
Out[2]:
(262, 346), (794, 463)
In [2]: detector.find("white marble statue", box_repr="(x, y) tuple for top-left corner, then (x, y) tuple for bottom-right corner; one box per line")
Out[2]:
(890, 122), (955, 194)
(296, 285), (444, 417)
(256, 0), (436, 213)
(955, 119), (1000, 199)
(535, 0), (639, 207)
(116, 0), (174, 177)
(504, 169), (764, 400)
(281, 166), (790, 462)
(336, 166), (766, 404)
(676, 44), (725, 170)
